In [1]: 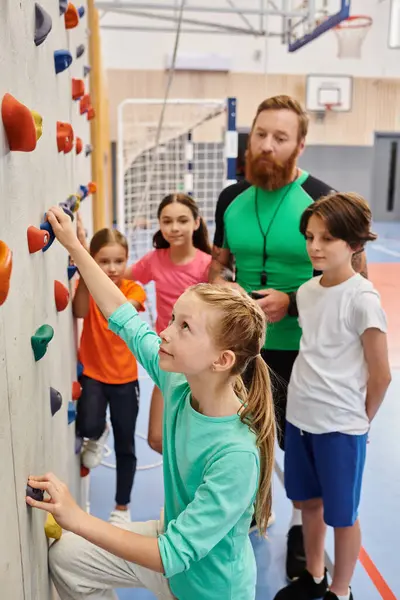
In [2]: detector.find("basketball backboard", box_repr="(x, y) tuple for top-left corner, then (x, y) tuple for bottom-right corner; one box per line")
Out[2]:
(306, 74), (353, 112)
(287, 0), (350, 52)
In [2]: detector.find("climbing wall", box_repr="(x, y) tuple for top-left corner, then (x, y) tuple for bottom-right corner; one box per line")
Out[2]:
(0, 1), (94, 597)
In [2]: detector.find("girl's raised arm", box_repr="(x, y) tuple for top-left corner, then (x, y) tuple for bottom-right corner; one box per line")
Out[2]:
(47, 207), (168, 389)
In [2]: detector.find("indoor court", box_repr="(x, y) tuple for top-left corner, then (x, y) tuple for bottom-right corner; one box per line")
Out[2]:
(1, 1), (400, 599)
(92, 1), (400, 598)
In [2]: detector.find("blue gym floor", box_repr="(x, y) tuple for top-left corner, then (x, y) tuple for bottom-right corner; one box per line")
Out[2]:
(88, 222), (400, 600)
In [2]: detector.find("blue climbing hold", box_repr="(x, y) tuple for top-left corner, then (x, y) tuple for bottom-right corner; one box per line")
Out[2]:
(68, 401), (76, 425)
(79, 185), (89, 200)
(41, 207), (73, 252)
(54, 49), (72, 74)
(78, 6), (85, 18)
(35, 3), (53, 46)
(77, 361), (84, 378)
(68, 264), (78, 280)
(59, 0), (68, 15)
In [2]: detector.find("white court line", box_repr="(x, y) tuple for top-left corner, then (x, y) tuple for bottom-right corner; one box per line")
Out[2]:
(371, 244), (400, 258)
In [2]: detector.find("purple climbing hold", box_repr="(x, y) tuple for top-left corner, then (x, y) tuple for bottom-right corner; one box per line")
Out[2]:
(50, 387), (62, 416)
(35, 3), (53, 47)
(83, 65), (91, 77)
(59, 0), (68, 16)
(26, 485), (44, 502)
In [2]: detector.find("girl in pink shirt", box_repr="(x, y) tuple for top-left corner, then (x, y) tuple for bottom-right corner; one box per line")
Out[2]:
(126, 193), (212, 454)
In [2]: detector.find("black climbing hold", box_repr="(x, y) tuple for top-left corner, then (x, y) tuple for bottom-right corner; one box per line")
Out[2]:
(35, 3), (53, 46)
(26, 485), (44, 502)
(76, 44), (85, 59)
(83, 65), (91, 77)
(84, 144), (92, 157)
(50, 387), (63, 416)
(59, 0), (68, 15)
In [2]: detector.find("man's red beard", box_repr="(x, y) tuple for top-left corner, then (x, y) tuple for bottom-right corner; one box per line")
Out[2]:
(245, 145), (300, 191)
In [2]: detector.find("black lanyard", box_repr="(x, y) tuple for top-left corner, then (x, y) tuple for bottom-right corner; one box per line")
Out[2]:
(254, 173), (298, 286)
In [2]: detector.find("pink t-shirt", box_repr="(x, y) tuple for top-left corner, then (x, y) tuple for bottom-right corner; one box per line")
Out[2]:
(131, 248), (212, 333)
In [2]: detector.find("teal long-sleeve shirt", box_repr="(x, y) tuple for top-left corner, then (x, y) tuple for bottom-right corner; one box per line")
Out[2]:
(109, 302), (260, 600)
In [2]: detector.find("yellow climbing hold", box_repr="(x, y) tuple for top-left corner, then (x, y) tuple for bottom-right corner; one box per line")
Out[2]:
(31, 110), (43, 141)
(44, 513), (62, 540)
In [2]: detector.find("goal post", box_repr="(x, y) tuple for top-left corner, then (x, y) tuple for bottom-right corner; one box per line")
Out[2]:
(116, 97), (237, 251)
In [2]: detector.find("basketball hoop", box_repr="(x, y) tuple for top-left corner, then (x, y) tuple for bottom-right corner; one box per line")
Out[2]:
(334, 15), (373, 59)
(315, 102), (342, 123)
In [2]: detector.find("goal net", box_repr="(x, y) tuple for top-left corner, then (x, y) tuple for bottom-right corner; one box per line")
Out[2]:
(117, 99), (236, 264)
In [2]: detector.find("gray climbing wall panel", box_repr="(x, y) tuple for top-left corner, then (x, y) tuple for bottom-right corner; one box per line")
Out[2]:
(0, 0), (91, 597)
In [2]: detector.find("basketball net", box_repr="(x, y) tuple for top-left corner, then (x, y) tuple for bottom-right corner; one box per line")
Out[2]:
(334, 15), (373, 59)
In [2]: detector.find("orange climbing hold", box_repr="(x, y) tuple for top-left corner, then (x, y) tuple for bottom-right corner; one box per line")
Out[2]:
(27, 226), (49, 254)
(54, 280), (70, 312)
(87, 106), (95, 121)
(64, 3), (79, 29)
(57, 121), (74, 153)
(72, 381), (82, 401)
(88, 182), (97, 194)
(0, 241), (12, 306)
(75, 137), (83, 155)
(1, 93), (37, 152)
(72, 78), (85, 100)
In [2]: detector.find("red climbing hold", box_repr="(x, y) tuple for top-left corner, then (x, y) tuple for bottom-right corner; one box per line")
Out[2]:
(57, 121), (74, 153)
(87, 106), (95, 121)
(64, 3), (79, 29)
(27, 226), (49, 254)
(72, 381), (82, 401)
(54, 280), (70, 312)
(72, 78), (85, 100)
(80, 465), (90, 478)
(1, 94), (37, 152)
(75, 137), (83, 155)
(79, 94), (91, 115)
(0, 241), (12, 306)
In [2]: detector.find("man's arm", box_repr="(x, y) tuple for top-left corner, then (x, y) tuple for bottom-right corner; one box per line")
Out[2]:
(208, 245), (233, 284)
(352, 250), (368, 279)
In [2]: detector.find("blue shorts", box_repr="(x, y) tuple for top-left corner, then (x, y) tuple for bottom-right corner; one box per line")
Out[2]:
(284, 421), (368, 527)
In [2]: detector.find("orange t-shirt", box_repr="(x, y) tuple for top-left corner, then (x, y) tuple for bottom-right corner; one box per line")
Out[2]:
(78, 279), (146, 384)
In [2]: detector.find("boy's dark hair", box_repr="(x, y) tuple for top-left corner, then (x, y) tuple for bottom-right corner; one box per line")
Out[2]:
(89, 228), (128, 258)
(300, 192), (377, 250)
(153, 193), (212, 255)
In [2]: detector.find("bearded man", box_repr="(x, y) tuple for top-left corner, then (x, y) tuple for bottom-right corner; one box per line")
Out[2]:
(209, 94), (368, 581)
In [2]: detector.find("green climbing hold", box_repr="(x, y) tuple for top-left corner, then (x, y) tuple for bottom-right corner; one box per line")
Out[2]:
(31, 325), (54, 361)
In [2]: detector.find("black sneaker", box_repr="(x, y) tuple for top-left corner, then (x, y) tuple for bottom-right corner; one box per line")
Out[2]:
(324, 590), (353, 600)
(274, 569), (328, 600)
(286, 525), (307, 580)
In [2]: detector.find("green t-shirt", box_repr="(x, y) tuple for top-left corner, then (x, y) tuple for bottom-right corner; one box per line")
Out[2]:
(223, 172), (319, 350)
(109, 303), (260, 600)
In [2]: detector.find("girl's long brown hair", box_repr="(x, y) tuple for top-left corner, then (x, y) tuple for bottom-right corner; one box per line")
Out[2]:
(192, 284), (275, 535)
(89, 228), (129, 257)
(153, 193), (211, 255)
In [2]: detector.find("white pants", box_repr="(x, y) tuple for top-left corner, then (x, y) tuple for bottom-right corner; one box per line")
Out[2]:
(49, 518), (175, 600)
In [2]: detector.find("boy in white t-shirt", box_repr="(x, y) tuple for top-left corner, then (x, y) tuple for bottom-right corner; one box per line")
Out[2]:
(274, 192), (391, 600)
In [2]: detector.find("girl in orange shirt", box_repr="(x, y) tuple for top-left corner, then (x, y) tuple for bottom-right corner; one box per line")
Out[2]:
(74, 223), (146, 523)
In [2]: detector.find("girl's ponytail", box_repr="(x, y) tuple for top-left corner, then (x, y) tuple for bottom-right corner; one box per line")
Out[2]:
(240, 355), (275, 535)
(193, 216), (211, 255)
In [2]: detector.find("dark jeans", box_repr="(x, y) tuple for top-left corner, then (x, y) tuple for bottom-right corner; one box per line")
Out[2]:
(244, 349), (298, 451)
(77, 375), (140, 506)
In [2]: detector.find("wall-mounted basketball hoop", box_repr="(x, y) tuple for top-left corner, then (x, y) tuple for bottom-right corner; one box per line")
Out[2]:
(316, 102), (342, 123)
(334, 15), (373, 59)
